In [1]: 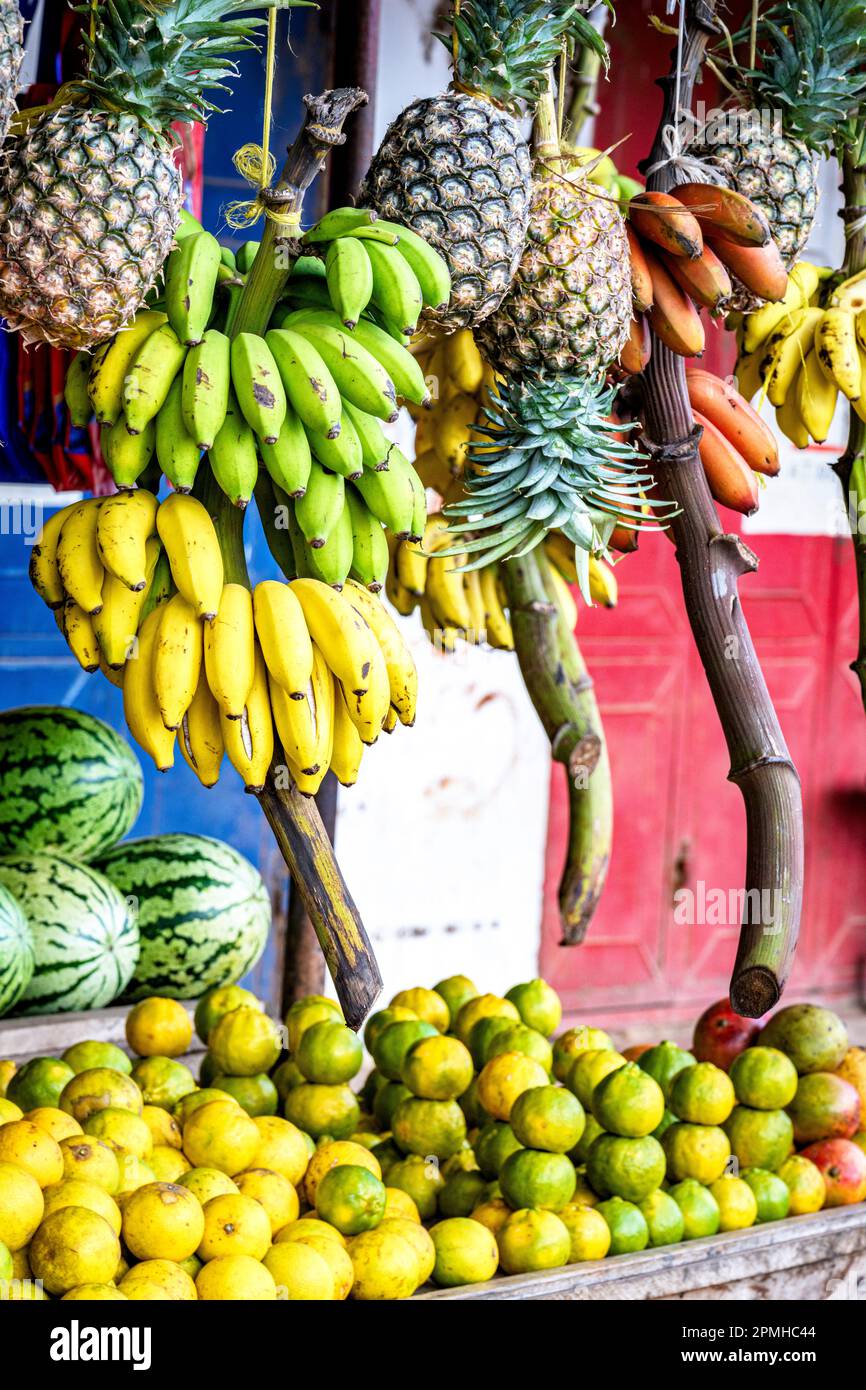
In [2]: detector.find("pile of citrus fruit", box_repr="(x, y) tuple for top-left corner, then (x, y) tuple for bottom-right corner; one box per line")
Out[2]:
(0, 981), (864, 1299)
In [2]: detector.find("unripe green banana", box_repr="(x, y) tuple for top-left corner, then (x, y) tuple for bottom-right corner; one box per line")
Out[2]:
(304, 408), (363, 479)
(342, 400), (393, 469)
(346, 486), (389, 592)
(208, 388), (259, 509)
(301, 206), (377, 243)
(236, 240), (261, 274)
(260, 407), (313, 498)
(348, 219), (451, 311)
(294, 460), (346, 548)
(363, 239), (423, 336)
(102, 417), (157, 490)
(231, 332), (287, 444)
(88, 309), (168, 427)
(266, 328), (343, 438)
(182, 329), (231, 450)
(285, 316), (398, 421)
(325, 236), (373, 328)
(64, 351), (93, 427)
(353, 447), (416, 537)
(285, 308), (429, 406)
(164, 229), (222, 346)
(123, 323), (188, 434)
(156, 376), (202, 492)
(301, 492), (353, 587)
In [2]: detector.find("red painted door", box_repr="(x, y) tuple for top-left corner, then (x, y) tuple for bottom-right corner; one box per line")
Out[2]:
(540, 0), (866, 1019)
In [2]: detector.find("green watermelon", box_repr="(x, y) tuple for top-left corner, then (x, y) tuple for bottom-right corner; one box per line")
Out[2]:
(93, 834), (270, 1001)
(0, 882), (34, 1016)
(0, 706), (143, 861)
(0, 853), (139, 1014)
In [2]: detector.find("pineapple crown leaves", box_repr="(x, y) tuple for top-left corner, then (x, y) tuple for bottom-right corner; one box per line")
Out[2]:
(727, 0), (866, 149)
(72, 0), (309, 131)
(438, 1), (610, 111)
(440, 371), (674, 570)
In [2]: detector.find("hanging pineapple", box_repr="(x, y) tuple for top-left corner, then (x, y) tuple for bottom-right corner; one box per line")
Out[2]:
(360, 0), (608, 331)
(475, 72), (631, 378)
(0, 0), (285, 349)
(0, 0), (23, 146)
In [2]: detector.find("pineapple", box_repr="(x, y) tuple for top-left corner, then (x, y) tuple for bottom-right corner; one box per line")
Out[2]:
(361, 1), (607, 332)
(688, 0), (866, 270)
(0, 0), (281, 350)
(0, 0), (24, 146)
(442, 372), (666, 578)
(475, 163), (632, 378)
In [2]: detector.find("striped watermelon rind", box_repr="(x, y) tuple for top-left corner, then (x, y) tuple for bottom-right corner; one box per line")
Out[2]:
(0, 706), (144, 862)
(0, 852), (140, 1015)
(0, 881), (34, 1017)
(93, 834), (271, 1002)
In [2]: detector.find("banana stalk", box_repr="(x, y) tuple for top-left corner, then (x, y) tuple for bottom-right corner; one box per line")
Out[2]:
(503, 546), (612, 944)
(639, 1), (803, 1018)
(215, 87), (382, 1028)
(833, 125), (866, 713)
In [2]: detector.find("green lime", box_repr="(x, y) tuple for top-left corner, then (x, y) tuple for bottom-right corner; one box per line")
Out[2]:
(194, 985), (262, 1046)
(741, 1167), (791, 1222)
(485, 1025), (553, 1073)
(386, 1153), (445, 1220)
(211, 1072), (278, 1117)
(668, 1179), (720, 1239)
(670, 1062), (736, 1126)
(587, 1133), (666, 1202)
(504, 979), (562, 1037)
(474, 1121), (524, 1179)
(430, 1217), (498, 1287)
(496, 1209), (571, 1274)
(130, 1056), (196, 1110)
(499, 1148), (576, 1211)
(373, 1019), (438, 1082)
(363, 1006), (418, 1056)
(638, 1189), (685, 1247)
(468, 1015), (519, 1070)
(7, 1057), (74, 1110)
(592, 1063), (665, 1137)
(271, 1058), (305, 1103)
(567, 1050), (627, 1108)
(391, 1097), (467, 1160)
(638, 1041), (696, 1100)
(283, 1082), (360, 1140)
(438, 1170), (489, 1218)
(433, 975), (478, 1029)
(509, 1085), (584, 1154)
(723, 1105), (793, 1170)
(315, 1163), (386, 1235)
(401, 1035), (473, 1101)
(595, 1196), (649, 1255)
(728, 1046), (798, 1109)
(662, 1122), (731, 1184)
(553, 1027), (613, 1082)
(296, 1021), (363, 1085)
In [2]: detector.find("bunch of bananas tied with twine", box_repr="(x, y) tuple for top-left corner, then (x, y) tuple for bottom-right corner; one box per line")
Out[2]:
(29, 490), (417, 792)
(733, 261), (866, 447)
(63, 206), (452, 588)
(386, 331), (620, 652)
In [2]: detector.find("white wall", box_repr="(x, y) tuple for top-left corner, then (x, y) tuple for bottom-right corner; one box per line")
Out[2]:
(333, 0), (551, 1002)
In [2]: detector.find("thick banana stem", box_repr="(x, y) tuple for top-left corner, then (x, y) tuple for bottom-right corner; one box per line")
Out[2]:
(218, 86), (382, 1029)
(639, 0), (804, 1017)
(833, 131), (866, 712)
(504, 546), (613, 944)
(564, 4), (610, 144)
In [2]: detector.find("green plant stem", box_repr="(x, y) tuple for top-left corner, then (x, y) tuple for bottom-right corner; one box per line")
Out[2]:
(503, 546), (612, 943)
(211, 86), (379, 1029)
(833, 125), (866, 712)
(564, 5), (609, 143)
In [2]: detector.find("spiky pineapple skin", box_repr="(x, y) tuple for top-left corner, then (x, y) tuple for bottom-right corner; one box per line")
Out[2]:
(361, 89), (532, 331)
(0, 0), (24, 146)
(691, 114), (818, 264)
(0, 106), (182, 349)
(475, 173), (632, 378)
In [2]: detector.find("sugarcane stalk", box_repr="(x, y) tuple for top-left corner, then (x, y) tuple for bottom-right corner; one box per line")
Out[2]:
(563, 3), (610, 144)
(503, 546), (613, 944)
(833, 125), (866, 713)
(208, 87), (382, 1029)
(638, 0), (804, 1017)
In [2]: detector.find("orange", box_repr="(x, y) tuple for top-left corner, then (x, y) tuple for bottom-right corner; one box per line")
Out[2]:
(250, 1116), (310, 1185)
(59, 1068), (142, 1124)
(567, 1049), (626, 1108)
(662, 1122), (731, 1183)
(316, 1164), (387, 1235)
(42, 1177), (121, 1235)
(234, 1168), (299, 1233)
(776, 1154), (826, 1215)
(296, 1021), (363, 1085)
(433, 975), (478, 1028)
(729, 1046), (798, 1109)
(29, 1207), (120, 1295)
(7, 1057), (74, 1111)
(499, 1148), (576, 1211)
(454, 994), (520, 1046)
(638, 1189), (685, 1247)
(709, 1175), (758, 1230)
(638, 1041), (696, 1101)
(0, 1160), (44, 1250)
(558, 1202), (611, 1261)
(211, 1072), (279, 1117)
(372, 1019), (438, 1082)
(504, 979), (562, 1037)
(668, 1179), (720, 1239)
(208, 1007), (281, 1077)
(741, 1167), (790, 1222)
(401, 1035), (474, 1101)
(476, 1052), (549, 1122)
(285, 996), (343, 1054)
(474, 1120), (523, 1178)
(194, 984), (262, 1045)
(283, 1082), (360, 1141)
(24, 1107), (82, 1143)
(587, 1133), (666, 1202)
(59, 1136), (120, 1192)
(363, 1006), (418, 1057)
(485, 1024), (553, 1074)
(385, 1153), (444, 1221)
(669, 1062), (735, 1126)
(121, 1180), (205, 1260)
(303, 1139), (381, 1207)
(723, 1106), (793, 1170)
(429, 1217), (498, 1287)
(130, 1056), (196, 1110)
(61, 1041), (132, 1076)
(199, 1192), (272, 1261)
(553, 1026), (614, 1082)
(391, 1097), (467, 1160)
(390, 987), (450, 1034)
(509, 1084), (585, 1153)
(182, 1099), (259, 1175)
(0, 1119), (63, 1186)
(125, 997), (192, 1058)
(197, 1253), (277, 1301)
(496, 1208), (571, 1274)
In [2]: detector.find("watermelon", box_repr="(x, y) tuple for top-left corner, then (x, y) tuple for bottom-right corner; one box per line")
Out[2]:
(0, 706), (143, 861)
(0, 882), (34, 1016)
(0, 853), (139, 1015)
(93, 834), (270, 1001)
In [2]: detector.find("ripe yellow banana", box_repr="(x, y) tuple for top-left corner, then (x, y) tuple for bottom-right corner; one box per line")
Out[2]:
(588, 556), (618, 608)
(462, 566), (486, 642)
(764, 307), (823, 407)
(443, 329), (485, 394)
(269, 643), (334, 775)
(479, 564), (513, 650)
(426, 548), (472, 631)
(63, 601), (100, 673)
(88, 309), (167, 426)
(253, 580), (314, 698)
(289, 577), (378, 697)
(385, 565), (417, 617)
(433, 392), (478, 472)
(154, 593), (203, 731)
(796, 349), (839, 444)
(549, 563), (579, 629)
(419, 595), (457, 653)
(345, 581), (418, 725)
(395, 536), (428, 596)
(94, 535), (161, 668)
(29, 505), (71, 609)
(815, 308), (862, 401)
(122, 606), (176, 771)
(220, 642), (274, 792)
(57, 499), (104, 615)
(156, 493), (224, 621)
(329, 678), (364, 786)
(204, 583), (255, 719)
(179, 668), (225, 789)
(775, 379), (810, 448)
(96, 489), (158, 592)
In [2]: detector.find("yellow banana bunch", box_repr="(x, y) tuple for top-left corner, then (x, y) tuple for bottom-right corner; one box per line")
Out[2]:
(408, 328), (499, 495)
(735, 261), (866, 447)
